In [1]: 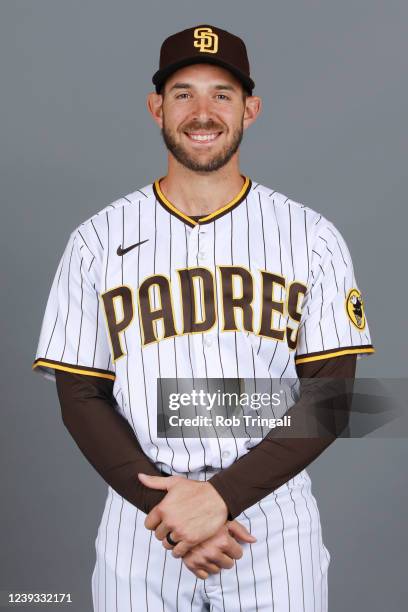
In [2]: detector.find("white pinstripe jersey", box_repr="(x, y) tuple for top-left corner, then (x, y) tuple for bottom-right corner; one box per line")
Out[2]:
(32, 177), (374, 473)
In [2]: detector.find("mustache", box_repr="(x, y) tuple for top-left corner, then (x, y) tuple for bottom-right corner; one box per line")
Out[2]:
(182, 122), (225, 132)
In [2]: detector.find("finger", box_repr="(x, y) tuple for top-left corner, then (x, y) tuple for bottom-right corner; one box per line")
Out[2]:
(154, 522), (170, 542)
(195, 569), (208, 580)
(221, 537), (244, 560)
(144, 507), (161, 530)
(228, 521), (257, 543)
(138, 474), (173, 491)
(162, 539), (173, 551)
(172, 540), (194, 558)
(206, 553), (235, 570)
(200, 562), (220, 575)
(227, 521), (256, 542)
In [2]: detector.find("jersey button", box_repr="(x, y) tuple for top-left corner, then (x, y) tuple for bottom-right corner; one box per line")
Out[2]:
(204, 336), (213, 348)
(222, 450), (231, 459)
(198, 251), (206, 261)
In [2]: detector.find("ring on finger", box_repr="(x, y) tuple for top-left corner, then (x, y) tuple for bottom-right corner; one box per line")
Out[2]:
(166, 532), (178, 547)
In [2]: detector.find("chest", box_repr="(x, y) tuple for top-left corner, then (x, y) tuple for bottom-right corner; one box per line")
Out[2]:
(98, 209), (310, 357)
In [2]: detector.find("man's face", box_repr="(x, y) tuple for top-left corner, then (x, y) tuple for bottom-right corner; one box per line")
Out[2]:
(159, 64), (247, 173)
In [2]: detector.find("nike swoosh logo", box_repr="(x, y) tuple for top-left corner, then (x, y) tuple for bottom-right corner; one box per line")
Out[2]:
(117, 239), (149, 256)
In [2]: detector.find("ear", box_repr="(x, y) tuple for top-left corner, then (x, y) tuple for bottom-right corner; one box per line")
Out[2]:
(243, 95), (262, 131)
(147, 91), (164, 128)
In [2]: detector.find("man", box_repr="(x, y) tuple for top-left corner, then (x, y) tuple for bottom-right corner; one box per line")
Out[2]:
(32, 24), (375, 611)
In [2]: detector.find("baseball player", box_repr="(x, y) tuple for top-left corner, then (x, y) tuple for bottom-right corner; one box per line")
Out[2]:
(32, 24), (375, 612)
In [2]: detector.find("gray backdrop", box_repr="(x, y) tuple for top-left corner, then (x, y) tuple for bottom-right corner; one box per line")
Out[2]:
(1, 1), (407, 610)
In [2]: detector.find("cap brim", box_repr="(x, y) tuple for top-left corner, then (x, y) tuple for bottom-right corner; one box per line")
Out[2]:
(152, 56), (255, 94)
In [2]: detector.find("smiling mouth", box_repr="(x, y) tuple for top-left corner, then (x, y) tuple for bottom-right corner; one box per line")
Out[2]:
(184, 131), (223, 144)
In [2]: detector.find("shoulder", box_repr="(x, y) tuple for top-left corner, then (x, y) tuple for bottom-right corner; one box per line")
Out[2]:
(78, 182), (155, 231)
(251, 180), (349, 246)
(58, 182), (155, 275)
(252, 180), (322, 223)
(68, 182), (155, 246)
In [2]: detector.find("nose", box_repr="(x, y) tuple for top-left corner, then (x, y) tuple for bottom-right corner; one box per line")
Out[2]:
(190, 95), (213, 123)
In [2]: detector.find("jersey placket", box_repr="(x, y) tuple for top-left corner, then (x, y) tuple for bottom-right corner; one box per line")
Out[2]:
(186, 222), (234, 469)
(185, 223), (210, 372)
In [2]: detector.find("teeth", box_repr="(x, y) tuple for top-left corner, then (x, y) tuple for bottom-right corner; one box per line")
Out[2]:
(188, 133), (219, 142)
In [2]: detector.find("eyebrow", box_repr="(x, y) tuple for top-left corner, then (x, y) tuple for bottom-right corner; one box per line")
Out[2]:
(169, 82), (238, 92)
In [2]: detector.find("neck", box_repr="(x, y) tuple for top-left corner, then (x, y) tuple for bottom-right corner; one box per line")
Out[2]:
(158, 155), (245, 216)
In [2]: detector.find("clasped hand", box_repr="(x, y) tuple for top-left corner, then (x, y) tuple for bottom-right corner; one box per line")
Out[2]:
(138, 473), (256, 579)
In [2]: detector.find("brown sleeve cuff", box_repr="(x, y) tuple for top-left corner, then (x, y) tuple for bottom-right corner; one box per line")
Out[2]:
(209, 437), (335, 519)
(208, 477), (238, 520)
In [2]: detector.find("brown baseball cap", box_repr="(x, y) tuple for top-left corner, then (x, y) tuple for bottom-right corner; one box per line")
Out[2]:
(152, 24), (255, 95)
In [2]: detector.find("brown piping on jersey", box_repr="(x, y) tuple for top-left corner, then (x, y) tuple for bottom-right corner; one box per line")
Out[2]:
(295, 345), (375, 364)
(32, 357), (115, 381)
(153, 175), (252, 227)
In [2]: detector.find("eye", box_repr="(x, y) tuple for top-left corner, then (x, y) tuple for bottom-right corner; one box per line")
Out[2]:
(216, 93), (230, 100)
(176, 92), (191, 99)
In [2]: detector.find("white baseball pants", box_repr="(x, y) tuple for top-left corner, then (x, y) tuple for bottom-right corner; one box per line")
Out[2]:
(91, 468), (330, 612)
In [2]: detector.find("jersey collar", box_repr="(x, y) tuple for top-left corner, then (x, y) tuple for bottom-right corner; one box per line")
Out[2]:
(153, 175), (252, 227)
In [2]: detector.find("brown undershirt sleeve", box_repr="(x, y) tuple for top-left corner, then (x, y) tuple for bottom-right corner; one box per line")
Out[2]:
(209, 354), (357, 519)
(54, 370), (167, 514)
(55, 354), (355, 521)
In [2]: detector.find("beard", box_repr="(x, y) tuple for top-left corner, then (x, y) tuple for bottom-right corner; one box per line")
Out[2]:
(161, 116), (244, 173)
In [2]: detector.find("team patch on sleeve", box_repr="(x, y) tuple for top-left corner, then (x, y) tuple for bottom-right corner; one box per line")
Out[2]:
(345, 288), (366, 330)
